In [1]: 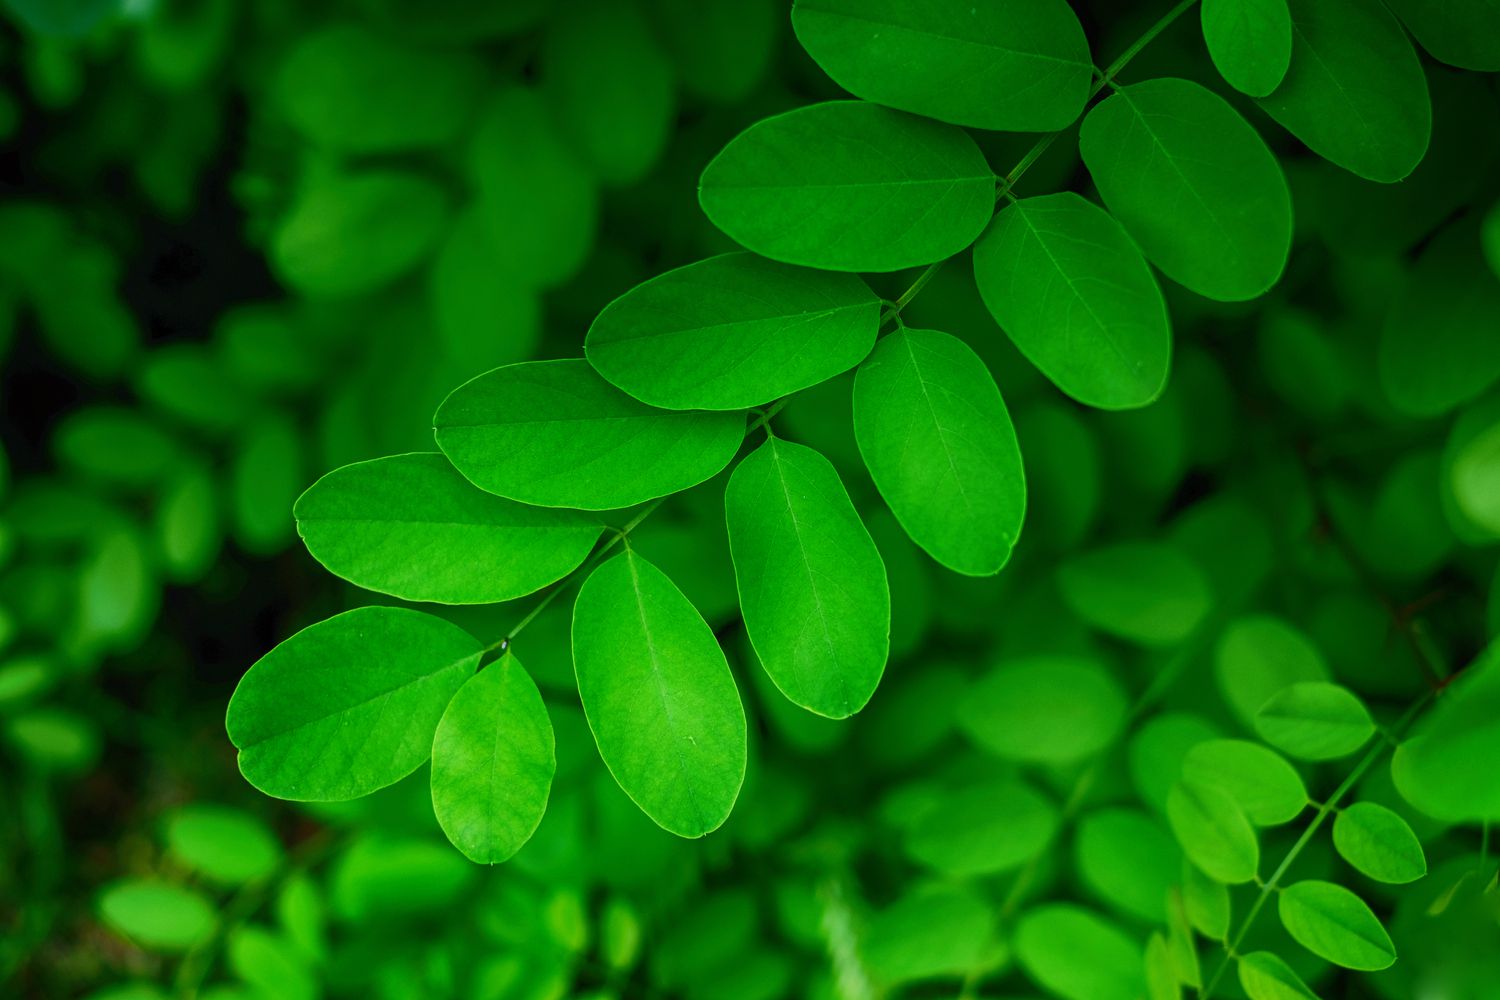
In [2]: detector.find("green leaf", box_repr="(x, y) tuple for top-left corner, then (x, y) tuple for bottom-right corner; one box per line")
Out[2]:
(647, 0), (777, 104)
(698, 101), (995, 272)
(1257, 0), (1431, 183)
(974, 192), (1170, 410)
(905, 778), (1057, 877)
(1057, 542), (1212, 647)
(1332, 801), (1427, 885)
(571, 550), (746, 837)
(227, 926), (316, 1000)
(724, 437), (889, 719)
(1201, 0), (1292, 97)
(1015, 905), (1146, 1000)
(1182, 739), (1307, 825)
(99, 880), (215, 951)
(295, 453), (603, 605)
(1277, 880), (1396, 971)
(430, 654), (555, 864)
(1183, 858), (1232, 938)
(1385, 0), (1500, 71)
(1450, 417), (1500, 535)
(1215, 615), (1330, 728)
(1145, 932), (1179, 1000)
(230, 414), (302, 557)
(789, 0), (1091, 132)
(862, 885), (994, 987)
(165, 806), (282, 885)
(54, 407), (179, 490)
(1167, 780), (1260, 885)
(1075, 808), (1181, 923)
(1254, 682), (1374, 760)
(851, 327), (1026, 575)
(226, 607), (480, 801)
(1391, 644), (1500, 822)
(1080, 78), (1292, 302)
(585, 253), (880, 411)
(959, 655), (1127, 765)
(434, 360), (745, 511)
(1237, 951), (1321, 1000)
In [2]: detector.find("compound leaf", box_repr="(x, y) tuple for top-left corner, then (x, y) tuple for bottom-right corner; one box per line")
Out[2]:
(1277, 880), (1396, 971)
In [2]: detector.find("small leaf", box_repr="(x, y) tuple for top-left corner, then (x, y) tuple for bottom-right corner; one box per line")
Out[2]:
(1057, 542), (1212, 647)
(1182, 739), (1308, 825)
(1075, 808), (1181, 923)
(1254, 682), (1375, 761)
(1384, 0), (1500, 71)
(1257, 0), (1431, 183)
(790, 0), (1092, 132)
(1183, 858), (1232, 938)
(99, 880), (215, 951)
(1215, 615), (1330, 728)
(165, 806), (282, 885)
(959, 655), (1128, 765)
(1167, 780), (1260, 885)
(585, 253), (879, 411)
(1145, 932), (1179, 1000)
(1332, 801), (1427, 884)
(1237, 951), (1320, 1000)
(1277, 880), (1396, 971)
(905, 778), (1057, 877)
(974, 192), (1170, 410)
(724, 437), (889, 719)
(295, 453), (603, 604)
(699, 101), (995, 272)
(571, 550), (746, 837)
(226, 607), (481, 801)
(434, 360), (745, 511)
(431, 654), (555, 864)
(852, 327), (1026, 575)
(1201, 0), (1292, 97)
(1015, 905), (1147, 1000)
(1080, 77), (1292, 302)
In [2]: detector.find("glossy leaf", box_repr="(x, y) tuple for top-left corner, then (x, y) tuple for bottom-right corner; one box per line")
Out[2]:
(905, 778), (1056, 876)
(1182, 739), (1307, 825)
(571, 550), (746, 837)
(585, 253), (879, 411)
(434, 360), (745, 510)
(1237, 951), (1320, 1000)
(959, 655), (1127, 765)
(1201, 0), (1292, 97)
(1254, 682), (1374, 760)
(430, 654), (555, 864)
(699, 101), (995, 272)
(1080, 77), (1292, 302)
(295, 454), (602, 604)
(790, 0), (1092, 131)
(227, 607), (480, 801)
(974, 192), (1170, 410)
(724, 437), (889, 719)
(1257, 0), (1431, 183)
(1057, 541), (1212, 647)
(1167, 780), (1260, 885)
(1277, 880), (1396, 970)
(851, 327), (1025, 574)
(1015, 905), (1146, 1000)
(1332, 802), (1426, 885)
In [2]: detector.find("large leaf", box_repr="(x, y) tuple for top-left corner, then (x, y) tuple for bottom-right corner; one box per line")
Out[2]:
(1277, 880), (1396, 970)
(430, 654), (555, 864)
(1257, 0), (1431, 183)
(1331, 801), (1426, 885)
(724, 438), (889, 719)
(974, 192), (1170, 409)
(1080, 78), (1292, 302)
(789, 0), (1091, 131)
(434, 360), (745, 510)
(1385, 0), (1500, 71)
(227, 607), (480, 801)
(571, 550), (746, 837)
(585, 253), (879, 411)
(699, 101), (994, 272)
(295, 453), (603, 604)
(1201, 0), (1292, 97)
(852, 327), (1025, 575)
(1253, 682), (1374, 761)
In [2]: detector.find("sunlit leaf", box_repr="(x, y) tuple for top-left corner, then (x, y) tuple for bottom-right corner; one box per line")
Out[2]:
(1277, 880), (1396, 970)
(1254, 682), (1374, 761)
(1332, 801), (1426, 885)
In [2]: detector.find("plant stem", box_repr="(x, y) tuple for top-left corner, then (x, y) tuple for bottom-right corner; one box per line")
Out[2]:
(1199, 693), (1434, 999)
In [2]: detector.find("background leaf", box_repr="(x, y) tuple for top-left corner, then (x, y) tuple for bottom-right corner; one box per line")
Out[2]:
(1057, 541), (1212, 647)
(1014, 904), (1146, 1000)
(958, 655), (1127, 765)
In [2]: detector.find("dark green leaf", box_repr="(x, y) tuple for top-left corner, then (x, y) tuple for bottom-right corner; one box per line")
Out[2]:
(1201, 0), (1292, 97)
(1391, 644), (1500, 822)
(1385, 0), (1500, 71)
(1277, 880), (1396, 970)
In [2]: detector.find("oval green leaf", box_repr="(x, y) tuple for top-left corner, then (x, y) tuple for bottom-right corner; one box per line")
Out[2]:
(1257, 0), (1431, 183)
(99, 880), (215, 952)
(165, 805), (282, 885)
(1277, 880), (1396, 970)
(1182, 739), (1307, 825)
(1075, 808), (1181, 923)
(699, 101), (995, 272)
(585, 253), (879, 411)
(790, 0), (1092, 132)
(226, 607), (481, 801)
(974, 192), (1170, 410)
(725, 437), (889, 719)
(1201, 0), (1292, 97)
(1332, 801), (1427, 884)
(1254, 682), (1374, 760)
(1057, 541), (1212, 647)
(1080, 77), (1292, 302)
(1215, 614), (1330, 728)
(571, 550), (747, 837)
(1390, 644), (1500, 822)
(852, 327), (1026, 575)
(1015, 904), (1146, 1000)
(295, 453), (603, 604)
(430, 654), (555, 864)
(1167, 780), (1261, 885)
(434, 360), (745, 511)
(958, 655), (1128, 765)
(906, 779), (1057, 877)
(1237, 951), (1320, 1000)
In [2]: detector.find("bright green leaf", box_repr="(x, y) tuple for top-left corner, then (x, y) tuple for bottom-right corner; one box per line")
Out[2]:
(1015, 904), (1146, 1000)
(1391, 644), (1500, 822)
(1254, 682), (1374, 760)
(1167, 780), (1260, 885)
(1076, 808), (1181, 923)
(1216, 615), (1330, 728)
(165, 805), (281, 885)
(905, 778), (1057, 877)
(1182, 739), (1307, 825)
(1057, 541), (1212, 647)
(1183, 858), (1232, 938)
(1237, 951), (1320, 1000)
(959, 655), (1127, 765)
(1332, 801), (1427, 885)
(1145, 932), (1179, 1000)
(99, 880), (215, 951)
(1277, 880), (1396, 970)
(1201, 0), (1292, 97)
